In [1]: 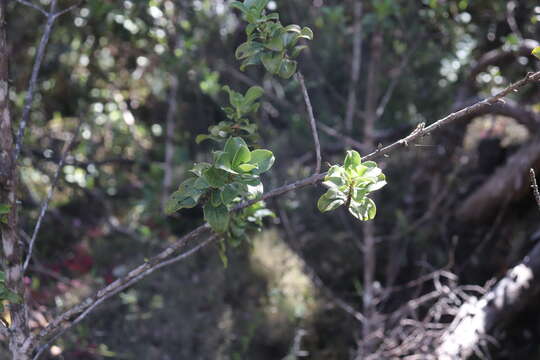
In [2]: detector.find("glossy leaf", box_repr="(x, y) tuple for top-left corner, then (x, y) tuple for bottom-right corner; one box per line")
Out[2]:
(317, 188), (347, 212)
(249, 149), (275, 174)
(204, 204), (230, 233)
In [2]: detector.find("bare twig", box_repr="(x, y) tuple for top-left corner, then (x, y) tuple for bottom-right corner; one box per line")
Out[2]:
(14, 0), (81, 160)
(162, 76), (179, 209)
(344, 0), (363, 134)
(530, 168), (540, 212)
(32, 235), (216, 360)
(296, 72), (322, 174)
(23, 122), (81, 273)
(28, 224), (212, 351)
(15, 0), (47, 15)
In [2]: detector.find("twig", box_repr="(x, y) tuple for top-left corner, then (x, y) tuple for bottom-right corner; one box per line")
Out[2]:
(344, 0), (363, 134)
(15, 0), (47, 15)
(32, 235), (216, 360)
(27, 224), (212, 350)
(530, 168), (540, 212)
(23, 122), (81, 273)
(162, 76), (179, 209)
(14, 0), (81, 160)
(296, 72), (322, 174)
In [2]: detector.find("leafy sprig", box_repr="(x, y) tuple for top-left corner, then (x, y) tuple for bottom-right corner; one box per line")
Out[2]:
(165, 137), (275, 234)
(318, 150), (386, 221)
(232, 0), (313, 78)
(196, 86), (264, 145)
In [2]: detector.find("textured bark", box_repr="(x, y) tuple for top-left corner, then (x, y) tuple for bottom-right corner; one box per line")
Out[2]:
(0, 1), (30, 358)
(436, 241), (540, 359)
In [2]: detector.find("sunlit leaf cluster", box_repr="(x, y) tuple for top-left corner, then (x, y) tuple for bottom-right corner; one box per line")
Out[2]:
(318, 151), (386, 221)
(196, 86), (263, 145)
(232, 0), (313, 78)
(165, 137), (274, 235)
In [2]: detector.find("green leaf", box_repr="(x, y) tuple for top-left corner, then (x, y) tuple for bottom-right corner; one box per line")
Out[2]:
(278, 59), (297, 79)
(533, 46), (540, 60)
(203, 167), (229, 188)
(348, 197), (376, 221)
(235, 41), (263, 60)
(344, 150), (362, 171)
(317, 188), (347, 212)
(210, 190), (222, 207)
(265, 35), (284, 51)
(284, 24), (301, 33)
(291, 45), (308, 58)
(300, 27), (314, 40)
(221, 184), (239, 204)
(237, 163), (258, 172)
(0, 204), (10, 215)
(232, 145), (251, 168)
(195, 134), (211, 144)
(165, 178), (204, 214)
(189, 162), (211, 177)
(204, 204), (230, 233)
(323, 165), (347, 188)
(249, 149), (275, 174)
(230, 1), (248, 13)
(224, 137), (249, 156)
(244, 86), (264, 105)
(261, 52), (282, 74)
(215, 151), (235, 173)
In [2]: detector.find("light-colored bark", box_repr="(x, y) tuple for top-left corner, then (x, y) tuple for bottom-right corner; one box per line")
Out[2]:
(436, 241), (540, 359)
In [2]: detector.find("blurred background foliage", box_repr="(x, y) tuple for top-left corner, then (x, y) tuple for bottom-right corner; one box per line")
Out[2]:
(6, 0), (540, 358)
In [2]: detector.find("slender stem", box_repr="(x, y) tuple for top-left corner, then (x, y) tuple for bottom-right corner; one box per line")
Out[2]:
(296, 72), (322, 174)
(530, 168), (540, 212)
(23, 121), (81, 273)
(345, 0), (363, 134)
(14, 0), (81, 161)
(32, 235), (217, 360)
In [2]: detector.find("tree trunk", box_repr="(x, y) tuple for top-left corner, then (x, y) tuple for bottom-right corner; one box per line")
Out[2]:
(0, 1), (30, 358)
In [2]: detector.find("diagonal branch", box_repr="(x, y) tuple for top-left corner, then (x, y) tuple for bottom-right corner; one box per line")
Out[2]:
(344, 0), (363, 134)
(27, 224), (212, 351)
(14, 0), (80, 161)
(23, 121), (81, 273)
(32, 235), (217, 360)
(28, 69), (540, 354)
(296, 72), (322, 174)
(530, 168), (540, 212)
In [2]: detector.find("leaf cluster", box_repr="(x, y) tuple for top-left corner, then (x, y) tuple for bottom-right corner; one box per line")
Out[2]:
(165, 137), (275, 235)
(318, 151), (386, 221)
(196, 86), (263, 145)
(232, 0), (313, 78)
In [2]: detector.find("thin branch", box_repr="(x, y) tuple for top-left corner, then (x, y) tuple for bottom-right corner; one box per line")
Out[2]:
(344, 0), (363, 134)
(32, 235), (216, 360)
(28, 224), (212, 350)
(530, 168), (540, 212)
(23, 122), (81, 273)
(14, 0), (81, 160)
(376, 41), (419, 119)
(296, 72), (322, 174)
(162, 75), (179, 208)
(28, 69), (540, 353)
(15, 0), (47, 16)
